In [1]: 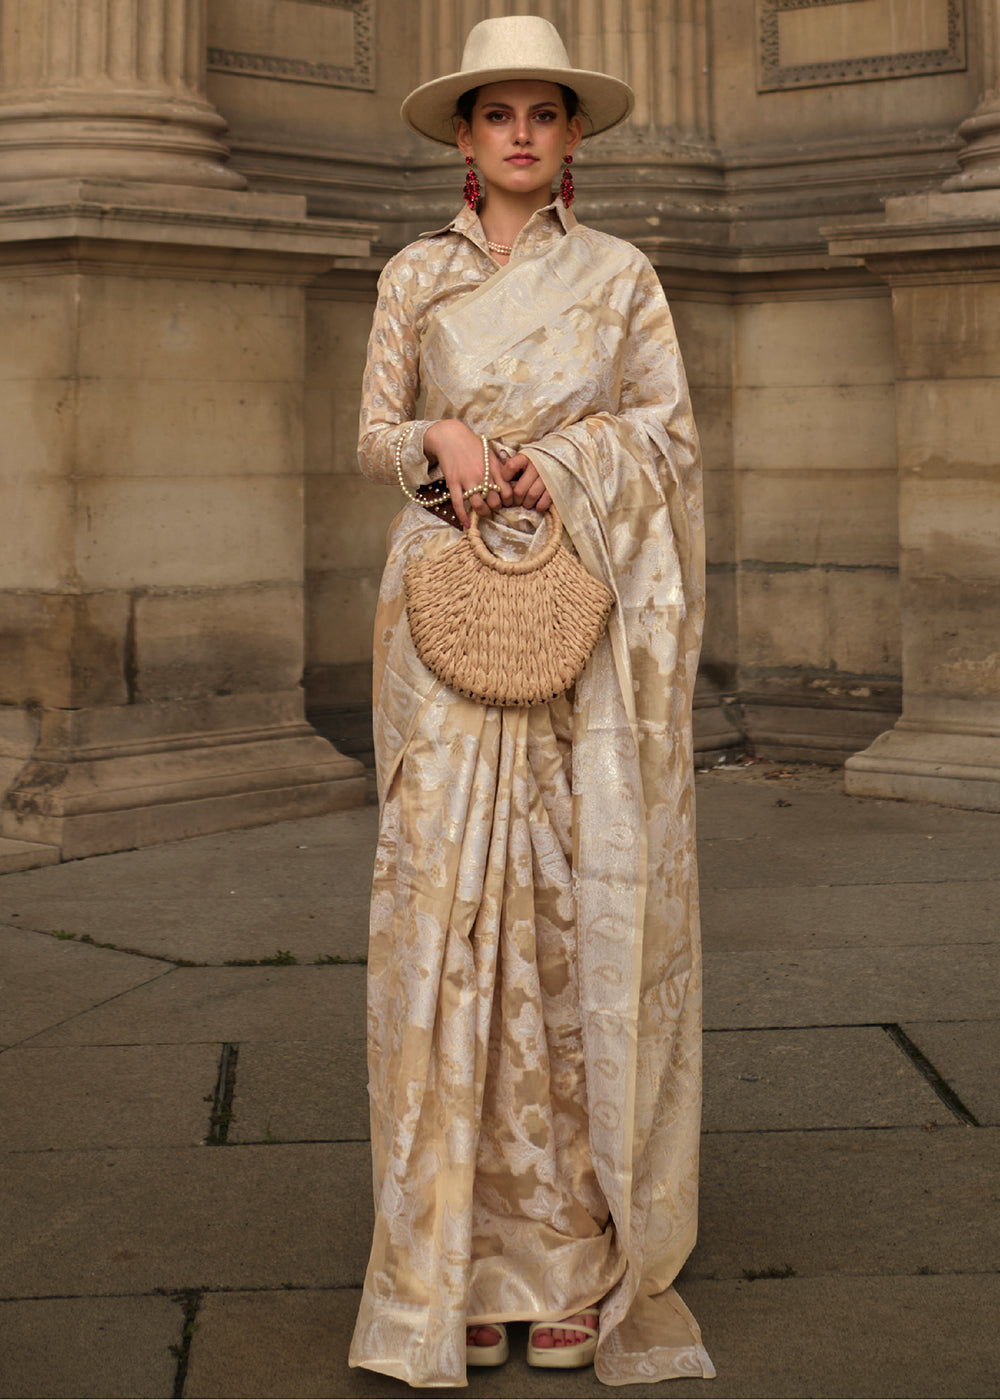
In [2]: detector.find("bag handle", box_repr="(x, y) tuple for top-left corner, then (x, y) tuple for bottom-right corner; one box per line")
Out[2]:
(467, 506), (564, 575)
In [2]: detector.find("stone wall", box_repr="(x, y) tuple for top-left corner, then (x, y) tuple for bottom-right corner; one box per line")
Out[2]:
(730, 285), (902, 759)
(304, 273), (392, 719)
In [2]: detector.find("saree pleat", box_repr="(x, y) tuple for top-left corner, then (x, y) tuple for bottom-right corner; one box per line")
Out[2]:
(350, 204), (714, 1387)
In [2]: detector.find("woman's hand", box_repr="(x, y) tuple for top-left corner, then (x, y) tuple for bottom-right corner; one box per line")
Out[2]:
(422, 420), (517, 528)
(506, 453), (552, 512)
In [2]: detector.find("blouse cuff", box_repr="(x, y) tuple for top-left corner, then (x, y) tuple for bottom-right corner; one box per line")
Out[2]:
(392, 420), (435, 493)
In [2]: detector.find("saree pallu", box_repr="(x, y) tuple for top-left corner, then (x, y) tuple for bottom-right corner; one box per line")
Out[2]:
(349, 223), (714, 1388)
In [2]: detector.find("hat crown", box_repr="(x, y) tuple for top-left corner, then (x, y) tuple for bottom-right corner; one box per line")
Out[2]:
(459, 17), (573, 79)
(400, 16), (633, 146)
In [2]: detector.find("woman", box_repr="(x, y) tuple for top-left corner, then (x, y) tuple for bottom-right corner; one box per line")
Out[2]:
(348, 16), (714, 1389)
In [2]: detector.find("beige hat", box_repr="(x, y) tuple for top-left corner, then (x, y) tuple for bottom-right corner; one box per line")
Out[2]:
(401, 16), (634, 147)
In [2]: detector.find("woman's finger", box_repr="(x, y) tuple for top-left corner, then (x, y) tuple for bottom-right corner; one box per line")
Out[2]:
(502, 451), (531, 479)
(488, 452), (518, 504)
(449, 480), (471, 530)
(515, 466), (545, 506)
(489, 468), (513, 506)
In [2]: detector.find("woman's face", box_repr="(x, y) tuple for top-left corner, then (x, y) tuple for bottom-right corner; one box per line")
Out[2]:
(455, 80), (582, 207)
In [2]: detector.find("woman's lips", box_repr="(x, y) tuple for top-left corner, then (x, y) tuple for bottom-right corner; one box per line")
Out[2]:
(506, 155), (538, 164)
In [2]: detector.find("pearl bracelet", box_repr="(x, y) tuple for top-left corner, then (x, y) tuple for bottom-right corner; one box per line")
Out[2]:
(395, 426), (492, 506)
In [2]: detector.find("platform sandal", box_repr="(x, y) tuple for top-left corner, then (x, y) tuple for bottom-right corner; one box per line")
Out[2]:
(527, 1312), (599, 1369)
(466, 1322), (509, 1367)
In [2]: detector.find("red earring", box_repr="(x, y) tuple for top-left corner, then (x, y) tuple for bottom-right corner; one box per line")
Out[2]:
(559, 154), (574, 206)
(463, 156), (481, 210)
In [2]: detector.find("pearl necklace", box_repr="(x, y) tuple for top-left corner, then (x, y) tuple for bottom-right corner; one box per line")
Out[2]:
(395, 426), (492, 506)
(487, 239), (513, 255)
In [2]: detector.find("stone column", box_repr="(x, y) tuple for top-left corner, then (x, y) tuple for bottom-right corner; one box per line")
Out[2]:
(828, 194), (1000, 810)
(0, 0), (372, 870)
(0, 0), (243, 187)
(943, 0), (1000, 191)
(420, 0), (564, 84)
(575, 0), (711, 137)
(819, 3), (1000, 810)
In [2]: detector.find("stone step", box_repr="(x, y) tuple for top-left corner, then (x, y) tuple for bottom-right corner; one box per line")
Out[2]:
(0, 838), (61, 875)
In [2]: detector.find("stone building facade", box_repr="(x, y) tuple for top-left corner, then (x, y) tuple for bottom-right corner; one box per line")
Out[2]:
(1, 0), (999, 870)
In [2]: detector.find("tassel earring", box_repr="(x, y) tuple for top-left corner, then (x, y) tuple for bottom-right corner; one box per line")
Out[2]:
(463, 155), (481, 210)
(559, 154), (574, 206)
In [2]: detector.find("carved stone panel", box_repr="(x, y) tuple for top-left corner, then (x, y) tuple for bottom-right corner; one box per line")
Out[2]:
(757, 0), (966, 91)
(208, 0), (374, 90)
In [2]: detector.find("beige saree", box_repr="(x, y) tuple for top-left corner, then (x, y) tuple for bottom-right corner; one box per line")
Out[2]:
(349, 204), (714, 1388)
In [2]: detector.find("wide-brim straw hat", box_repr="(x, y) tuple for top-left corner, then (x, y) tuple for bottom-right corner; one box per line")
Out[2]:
(401, 16), (634, 147)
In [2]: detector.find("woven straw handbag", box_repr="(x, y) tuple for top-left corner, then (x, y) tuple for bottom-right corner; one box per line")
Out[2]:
(404, 507), (614, 706)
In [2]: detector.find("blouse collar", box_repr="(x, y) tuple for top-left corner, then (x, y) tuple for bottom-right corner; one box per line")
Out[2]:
(421, 197), (577, 257)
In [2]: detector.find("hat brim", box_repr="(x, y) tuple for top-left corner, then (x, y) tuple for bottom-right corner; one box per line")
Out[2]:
(401, 66), (634, 147)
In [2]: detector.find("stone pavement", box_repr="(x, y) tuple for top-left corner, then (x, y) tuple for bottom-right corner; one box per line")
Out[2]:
(1, 762), (998, 1400)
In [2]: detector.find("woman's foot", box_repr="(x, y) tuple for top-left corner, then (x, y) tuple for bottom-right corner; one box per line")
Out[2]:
(527, 1311), (599, 1369)
(466, 1321), (509, 1367)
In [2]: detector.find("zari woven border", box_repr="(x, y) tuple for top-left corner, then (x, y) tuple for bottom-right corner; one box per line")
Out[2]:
(404, 507), (614, 707)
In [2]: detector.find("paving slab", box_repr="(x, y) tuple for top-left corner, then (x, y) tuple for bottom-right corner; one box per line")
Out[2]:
(29, 963), (367, 1047)
(702, 1026), (945, 1132)
(0, 1295), (182, 1400)
(698, 826), (1000, 889)
(691, 1126), (1000, 1281)
(0, 1142), (373, 1298)
(1, 1043), (221, 1151)
(700, 878), (1000, 952)
(0, 924), (169, 1046)
(185, 1287), (357, 1400)
(0, 806), (379, 965)
(678, 1272), (1000, 1400)
(698, 764), (1000, 839)
(184, 1274), (1000, 1400)
(0, 807), (380, 901)
(901, 1019), (1000, 1126)
(703, 942), (1000, 1028)
(0, 800), (378, 963)
(1, 899), (370, 966)
(230, 1040), (369, 1145)
(676, 1272), (1000, 1400)
(697, 772), (1000, 889)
